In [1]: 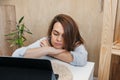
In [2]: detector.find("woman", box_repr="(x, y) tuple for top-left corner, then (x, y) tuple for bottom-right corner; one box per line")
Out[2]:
(12, 14), (88, 66)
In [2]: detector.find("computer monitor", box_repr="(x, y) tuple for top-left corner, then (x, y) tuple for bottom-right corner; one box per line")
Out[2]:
(0, 57), (57, 80)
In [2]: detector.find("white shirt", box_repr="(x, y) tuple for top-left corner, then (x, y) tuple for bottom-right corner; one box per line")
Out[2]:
(12, 37), (88, 66)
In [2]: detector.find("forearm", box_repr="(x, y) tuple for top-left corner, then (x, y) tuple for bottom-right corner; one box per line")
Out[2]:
(50, 51), (73, 63)
(24, 47), (48, 58)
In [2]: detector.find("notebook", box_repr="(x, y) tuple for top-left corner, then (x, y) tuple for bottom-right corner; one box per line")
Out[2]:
(0, 56), (57, 80)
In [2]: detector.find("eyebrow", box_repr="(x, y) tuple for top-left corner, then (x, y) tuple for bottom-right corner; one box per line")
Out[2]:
(52, 30), (64, 37)
(52, 30), (59, 34)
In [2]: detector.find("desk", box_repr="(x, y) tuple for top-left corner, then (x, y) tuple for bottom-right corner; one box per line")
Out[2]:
(40, 56), (95, 80)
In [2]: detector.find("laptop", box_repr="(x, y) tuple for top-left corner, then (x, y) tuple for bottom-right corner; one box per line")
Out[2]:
(0, 56), (57, 80)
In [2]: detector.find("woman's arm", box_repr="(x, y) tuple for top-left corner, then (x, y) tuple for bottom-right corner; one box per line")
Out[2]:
(38, 38), (73, 63)
(12, 37), (65, 58)
(51, 45), (88, 66)
(39, 39), (87, 66)
(24, 47), (49, 58)
(12, 37), (47, 57)
(49, 51), (73, 63)
(24, 47), (65, 58)
(50, 45), (88, 66)
(70, 45), (88, 66)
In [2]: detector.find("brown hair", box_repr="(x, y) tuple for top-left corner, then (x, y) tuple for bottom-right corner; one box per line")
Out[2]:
(48, 14), (84, 51)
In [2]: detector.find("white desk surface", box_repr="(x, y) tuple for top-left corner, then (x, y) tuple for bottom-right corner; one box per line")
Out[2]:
(40, 56), (95, 80)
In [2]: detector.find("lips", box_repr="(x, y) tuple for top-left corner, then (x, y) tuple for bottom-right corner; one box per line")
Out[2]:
(55, 43), (62, 46)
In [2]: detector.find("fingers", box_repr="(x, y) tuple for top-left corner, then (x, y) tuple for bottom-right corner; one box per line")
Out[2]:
(40, 39), (50, 47)
(40, 42), (45, 47)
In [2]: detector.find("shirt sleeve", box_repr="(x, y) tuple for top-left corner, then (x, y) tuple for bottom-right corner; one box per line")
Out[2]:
(12, 37), (47, 57)
(70, 44), (88, 66)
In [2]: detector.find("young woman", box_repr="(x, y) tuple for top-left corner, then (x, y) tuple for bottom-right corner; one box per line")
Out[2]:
(12, 14), (88, 66)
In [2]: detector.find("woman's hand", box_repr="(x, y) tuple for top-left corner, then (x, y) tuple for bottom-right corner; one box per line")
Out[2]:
(40, 38), (50, 47)
(40, 38), (65, 55)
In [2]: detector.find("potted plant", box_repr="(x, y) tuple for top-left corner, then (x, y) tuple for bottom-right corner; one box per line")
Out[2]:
(5, 16), (32, 48)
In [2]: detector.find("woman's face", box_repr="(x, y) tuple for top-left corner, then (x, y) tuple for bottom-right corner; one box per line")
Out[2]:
(51, 22), (64, 49)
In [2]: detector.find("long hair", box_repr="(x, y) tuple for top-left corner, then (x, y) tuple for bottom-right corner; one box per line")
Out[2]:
(48, 14), (84, 51)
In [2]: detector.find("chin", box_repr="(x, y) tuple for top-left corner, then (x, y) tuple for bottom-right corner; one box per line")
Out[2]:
(54, 46), (63, 49)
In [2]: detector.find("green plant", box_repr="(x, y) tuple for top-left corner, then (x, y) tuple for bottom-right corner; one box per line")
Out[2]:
(5, 16), (32, 48)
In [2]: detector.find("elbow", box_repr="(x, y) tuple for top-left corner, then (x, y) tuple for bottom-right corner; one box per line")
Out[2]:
(70, 53), (88, 67)
(12, 47), (27, 57)
(78, 59), (87, 67)
(70, 58), (87, 67)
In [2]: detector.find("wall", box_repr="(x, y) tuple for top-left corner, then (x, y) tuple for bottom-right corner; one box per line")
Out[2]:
(0, 5), (16, 56)
(0, 0), (103, 76)
(114, 0), (120, 43)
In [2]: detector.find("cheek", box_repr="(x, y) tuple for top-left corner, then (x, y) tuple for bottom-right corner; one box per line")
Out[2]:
(51, 34), (56, 43)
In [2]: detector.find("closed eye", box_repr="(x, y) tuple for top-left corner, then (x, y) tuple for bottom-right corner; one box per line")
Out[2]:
(52, 30), (64, 38)
(53, 30), (59, 36)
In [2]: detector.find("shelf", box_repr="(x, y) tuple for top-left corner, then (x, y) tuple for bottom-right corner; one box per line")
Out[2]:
(112, 42), (120, 56)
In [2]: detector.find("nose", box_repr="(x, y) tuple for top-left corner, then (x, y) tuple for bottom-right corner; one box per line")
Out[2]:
(57, 35), (62, 42)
